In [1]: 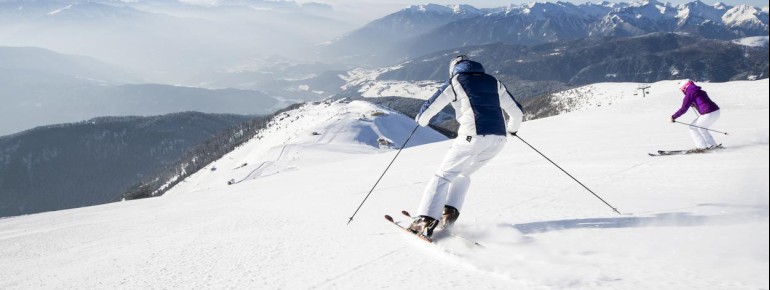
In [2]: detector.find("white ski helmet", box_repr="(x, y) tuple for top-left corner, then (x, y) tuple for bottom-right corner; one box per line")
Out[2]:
(678, 79), (693, 93)
(449, 55), (469, 78)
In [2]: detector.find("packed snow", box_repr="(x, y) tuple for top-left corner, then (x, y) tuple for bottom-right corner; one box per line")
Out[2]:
(0, 79), (767, 289)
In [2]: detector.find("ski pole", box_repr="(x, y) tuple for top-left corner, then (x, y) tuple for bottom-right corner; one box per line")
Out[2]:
(673, 121), (729, 135)
(347, 125), (420, 225)
(512, 133), (622, 215)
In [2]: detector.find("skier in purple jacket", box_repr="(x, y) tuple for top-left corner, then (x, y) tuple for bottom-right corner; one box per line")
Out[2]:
(671, 79), (721, 151)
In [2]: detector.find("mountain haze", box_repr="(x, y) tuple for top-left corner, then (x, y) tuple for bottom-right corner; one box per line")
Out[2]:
(0, 47), (283, 136)
(0, 112), (252, 218)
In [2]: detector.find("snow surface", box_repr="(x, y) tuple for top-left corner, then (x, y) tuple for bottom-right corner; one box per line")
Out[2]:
(167, 99), (447, 192)
(0, 80), (768, 289)
(340, 65), (445, 100)
(359, 80), (442, 99)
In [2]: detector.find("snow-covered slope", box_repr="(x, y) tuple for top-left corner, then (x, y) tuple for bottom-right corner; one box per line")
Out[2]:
(732, 35), (770, 47)
(340, 65), (443, 100)
(358, 80), (441, 99)
(166, 99), (447, 194)
(0, 80), (767, 289)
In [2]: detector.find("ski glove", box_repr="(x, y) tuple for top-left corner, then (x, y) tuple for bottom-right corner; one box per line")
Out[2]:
(508, 131), (518, 136)
(670, 117), (675, 123)
(415, 114), (430, 127)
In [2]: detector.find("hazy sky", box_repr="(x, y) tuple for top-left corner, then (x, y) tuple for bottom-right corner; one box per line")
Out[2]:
(303, 0), (769, 24)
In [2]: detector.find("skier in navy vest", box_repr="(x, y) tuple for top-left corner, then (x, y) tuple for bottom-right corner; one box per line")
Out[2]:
(408, 55), (523, 238)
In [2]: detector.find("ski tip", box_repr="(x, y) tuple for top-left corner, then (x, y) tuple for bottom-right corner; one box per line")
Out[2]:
(384, 215), (394, 222)
(401, 210), (411, 217)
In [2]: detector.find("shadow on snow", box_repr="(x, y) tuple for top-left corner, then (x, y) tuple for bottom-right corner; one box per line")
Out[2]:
(509, 203), (769, 235)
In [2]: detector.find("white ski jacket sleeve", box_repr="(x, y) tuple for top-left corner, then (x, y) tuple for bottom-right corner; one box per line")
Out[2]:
(498, 81), (523, 133)
(415, 78), (457, 127)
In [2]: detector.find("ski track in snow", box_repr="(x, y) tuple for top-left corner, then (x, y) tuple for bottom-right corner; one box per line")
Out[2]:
(0, 80), (768, 289)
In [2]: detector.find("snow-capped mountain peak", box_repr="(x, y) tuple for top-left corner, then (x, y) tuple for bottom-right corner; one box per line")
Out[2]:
(402, 3), (482, 16)
(626, 0), (676, 20)
(722, 4), (769, 29)
(676, 0), (728, 25)
(448, 4), (481, 15)
(324, 0), (768, 65)
(521, 2), (581, 16)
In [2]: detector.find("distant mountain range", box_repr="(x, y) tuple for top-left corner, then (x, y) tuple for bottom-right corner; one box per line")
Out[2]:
(0, 46), (284, 136)
(0, 46), (137, 84)
(375, 33), (769, 85)
(318, 4), (491, 63)
(0, 112), (253, 218)
(0, 0), (351, 83)
(323, 1), (769, 65)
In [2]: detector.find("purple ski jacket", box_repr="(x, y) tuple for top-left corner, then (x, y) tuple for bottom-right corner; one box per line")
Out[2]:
(672, 84), (720, 120)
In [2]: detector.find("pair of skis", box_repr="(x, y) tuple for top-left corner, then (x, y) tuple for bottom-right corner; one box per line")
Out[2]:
(648, 144), (723, 157)
(384, 210), (483, 247)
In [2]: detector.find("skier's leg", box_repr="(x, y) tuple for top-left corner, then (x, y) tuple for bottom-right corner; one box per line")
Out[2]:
(688, 117), (708, 149)
(445, 175), (470, 210)
(462, 136), (507, 176)
(416, 138), (478, 219)
(445, 136), (506, 211)
(416, 175), (452, 220)
(694, 110), (720, 147)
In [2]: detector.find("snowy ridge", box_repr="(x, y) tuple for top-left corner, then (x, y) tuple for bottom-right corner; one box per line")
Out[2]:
(732, 35), (769, 47)
(165, 99), (446, 195)
(722, 4), (769, 29)
(548, 80), (770, 116)
(359, 80), (442, 99)
(404, 4), (484, 16)
(0, 80), (767, 289)
(339, 64), (443, 99)
(676, 0), (726, 25)
(339, 68), (385, 91)
(549, 82), (662, 114)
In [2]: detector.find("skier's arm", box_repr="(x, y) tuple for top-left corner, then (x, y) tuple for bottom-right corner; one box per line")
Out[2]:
(672, 93), (694, 120)
(498, 81), (523, 133)
(415, 80), (455, 127)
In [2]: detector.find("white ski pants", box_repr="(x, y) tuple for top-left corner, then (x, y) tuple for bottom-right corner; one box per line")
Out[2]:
(689, 110), (720, 149)
(416, 135), (507, 219)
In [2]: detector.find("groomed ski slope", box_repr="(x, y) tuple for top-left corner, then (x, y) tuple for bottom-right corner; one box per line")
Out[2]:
(0, 79), (767, 289)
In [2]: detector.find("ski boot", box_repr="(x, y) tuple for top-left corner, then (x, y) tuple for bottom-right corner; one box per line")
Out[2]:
(408, 216), (439, 238)
(441, 205), (460, 229)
